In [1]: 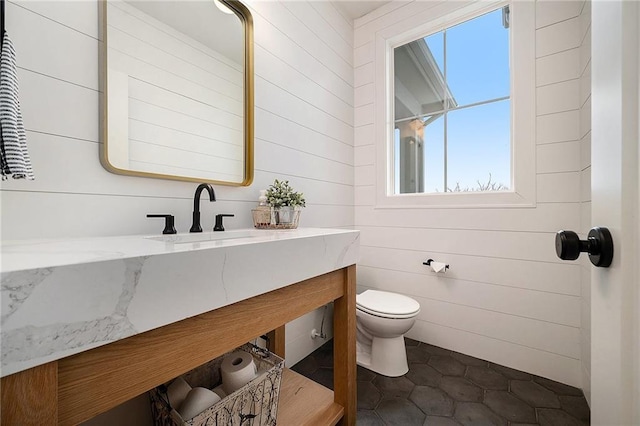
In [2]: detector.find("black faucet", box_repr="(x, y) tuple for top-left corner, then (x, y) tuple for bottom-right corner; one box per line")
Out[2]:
(190, 183), (216, 233)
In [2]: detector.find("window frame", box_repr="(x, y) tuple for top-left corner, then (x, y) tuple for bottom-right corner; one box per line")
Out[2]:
(374, 0), (536, 209)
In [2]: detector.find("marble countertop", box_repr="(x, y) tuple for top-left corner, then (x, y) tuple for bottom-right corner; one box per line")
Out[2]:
(1, 227), (357, 273)
(1, 228), (359, 377)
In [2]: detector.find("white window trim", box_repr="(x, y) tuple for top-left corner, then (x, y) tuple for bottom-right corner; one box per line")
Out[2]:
(374, 0), (536, 209)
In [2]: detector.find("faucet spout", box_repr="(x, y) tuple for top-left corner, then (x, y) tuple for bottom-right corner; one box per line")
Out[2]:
(190, 183), (216, 233)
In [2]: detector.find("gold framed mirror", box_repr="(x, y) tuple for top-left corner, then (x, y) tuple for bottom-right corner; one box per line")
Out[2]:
(101, 0), (253, 186)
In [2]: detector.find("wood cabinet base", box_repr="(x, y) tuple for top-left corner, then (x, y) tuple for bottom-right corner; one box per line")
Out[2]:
(0, 266), (356, 426)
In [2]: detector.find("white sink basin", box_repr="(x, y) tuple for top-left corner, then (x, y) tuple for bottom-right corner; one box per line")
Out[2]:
(146, 230), (257, 244)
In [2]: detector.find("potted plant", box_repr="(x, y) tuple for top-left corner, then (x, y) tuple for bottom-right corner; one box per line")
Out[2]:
(265, 179), (306, 227)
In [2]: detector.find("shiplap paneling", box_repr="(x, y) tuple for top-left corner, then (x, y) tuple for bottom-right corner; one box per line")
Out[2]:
(126, 95), (240, 140)
(354, 185), (375, 206)
(18, 69), (99, 142)
(580, 167), (591, 203)
(2, 132), (353, 206)
(255, 108), (353, 165)
(354, 83), (375, 107)
(354, 62), (374, 88)
(12, 0), (99, 39)
(354, 41), (374, 68)
(579, 25), (591, 73)
(309, 1), (353, 48)
(354, 165), (375, 187)
(8, 2), (99, 90)
(407, 319), (582, 386)
(536, 48), (580, 87)
(580, 96), (591, 138)
(580, 131), (591, 171)
(249, 1), (352, 86)
(537, 141), (581, 174)
(413, 297), (580, 359)
(579, 0), (591, 40)
(254, 138), (353, 185)
(128, 80), (242, 131)
(580, 61), (591, 106)
(537, 172), (580, 203)
(537, 79), (580, 115)
(354, 123), (374, 147)
(251, 7), (353, 106)
(256, 76), (352, 144)
(535, 0), (583, 29)
(107, 40), (240, 99)
(281, 2), (353, 66)
(353, 0), (586, 387)
(2, 0), (354, 383)
(357, 266), (580, 328)
(537, 109), (580, 144)
(354, 145), (375, 167)
(359, 226), (566, 264)
(354, 103), (374, 127)
(358, 245), (581, 295)
(254, 45), (353, 122)
(536, 16), (581, 58)
(355, 202), (580, 233)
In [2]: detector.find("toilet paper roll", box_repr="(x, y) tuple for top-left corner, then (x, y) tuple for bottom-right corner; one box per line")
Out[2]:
(166, 376), (192, 411)
(178, 387), (221, 420)
(429, 261), (447, 273)
(221, 351), (257, 395)
(212, 385), (227, 399)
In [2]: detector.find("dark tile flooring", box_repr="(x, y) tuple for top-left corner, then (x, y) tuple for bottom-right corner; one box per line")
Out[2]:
(291, 338), (590, 426)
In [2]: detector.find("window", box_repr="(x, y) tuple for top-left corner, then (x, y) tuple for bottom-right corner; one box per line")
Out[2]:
(394, 7), (510, 194)
(377, 1), (535, 208)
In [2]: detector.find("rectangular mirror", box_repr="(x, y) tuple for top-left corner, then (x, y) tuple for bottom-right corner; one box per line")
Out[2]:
(101, 0), (253, 186)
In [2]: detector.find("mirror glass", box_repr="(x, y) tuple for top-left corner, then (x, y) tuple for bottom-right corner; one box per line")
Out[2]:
(102, 0), (253, 185)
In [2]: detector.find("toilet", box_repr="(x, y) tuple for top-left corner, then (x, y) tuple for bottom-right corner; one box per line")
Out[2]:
(356, 289), (421, 377)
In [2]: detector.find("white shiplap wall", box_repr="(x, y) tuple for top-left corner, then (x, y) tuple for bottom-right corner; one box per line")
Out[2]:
(354, 1), (586, 387)
(578, 0), (592, 405)
(0, 0), (353, 375)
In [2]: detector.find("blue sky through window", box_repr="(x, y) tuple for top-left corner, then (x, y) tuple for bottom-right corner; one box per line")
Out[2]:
(403, 7), (511, 192)
(446, 9), (510, 106)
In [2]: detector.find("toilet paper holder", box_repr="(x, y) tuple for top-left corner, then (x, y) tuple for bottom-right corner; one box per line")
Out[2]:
(423, 259), (449, 270)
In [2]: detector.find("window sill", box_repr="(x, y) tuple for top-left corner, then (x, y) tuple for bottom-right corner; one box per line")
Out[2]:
(374, 189), (537, 209)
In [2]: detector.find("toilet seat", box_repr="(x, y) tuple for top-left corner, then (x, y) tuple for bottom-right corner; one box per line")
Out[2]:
(356, 290), (420, 319)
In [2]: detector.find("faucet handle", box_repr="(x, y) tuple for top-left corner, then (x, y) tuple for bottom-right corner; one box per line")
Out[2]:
(214, 214), (234, 232)
(147, 214), (177, 235)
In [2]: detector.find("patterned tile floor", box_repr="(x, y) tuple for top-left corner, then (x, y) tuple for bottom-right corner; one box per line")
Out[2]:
(291, 338), (590, 426)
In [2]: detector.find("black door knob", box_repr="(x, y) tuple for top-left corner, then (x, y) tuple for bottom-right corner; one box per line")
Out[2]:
(555, 227), (614, 268)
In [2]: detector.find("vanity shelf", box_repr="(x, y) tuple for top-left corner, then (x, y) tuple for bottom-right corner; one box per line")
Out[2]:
(278, 369), (344, 425)
(0, 266), (357, 426)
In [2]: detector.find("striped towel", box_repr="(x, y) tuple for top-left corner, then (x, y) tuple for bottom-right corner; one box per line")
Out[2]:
(0, 30), (34, 180)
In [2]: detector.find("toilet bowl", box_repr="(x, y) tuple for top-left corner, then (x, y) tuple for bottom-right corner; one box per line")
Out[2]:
(356, 289), (420, 377)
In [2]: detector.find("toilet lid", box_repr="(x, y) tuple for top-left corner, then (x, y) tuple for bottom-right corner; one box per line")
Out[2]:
(356, 290), (420, 319)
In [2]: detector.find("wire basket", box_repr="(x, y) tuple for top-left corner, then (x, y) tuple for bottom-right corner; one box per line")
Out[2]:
(252, 207), (300, 229)
(150, 344), (284, 426)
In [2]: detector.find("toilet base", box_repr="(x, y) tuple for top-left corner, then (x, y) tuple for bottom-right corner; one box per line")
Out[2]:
(356, 335), (409, 377)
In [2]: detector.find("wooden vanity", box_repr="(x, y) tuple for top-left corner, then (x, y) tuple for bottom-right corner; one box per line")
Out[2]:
(0, 266), (357, 425)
